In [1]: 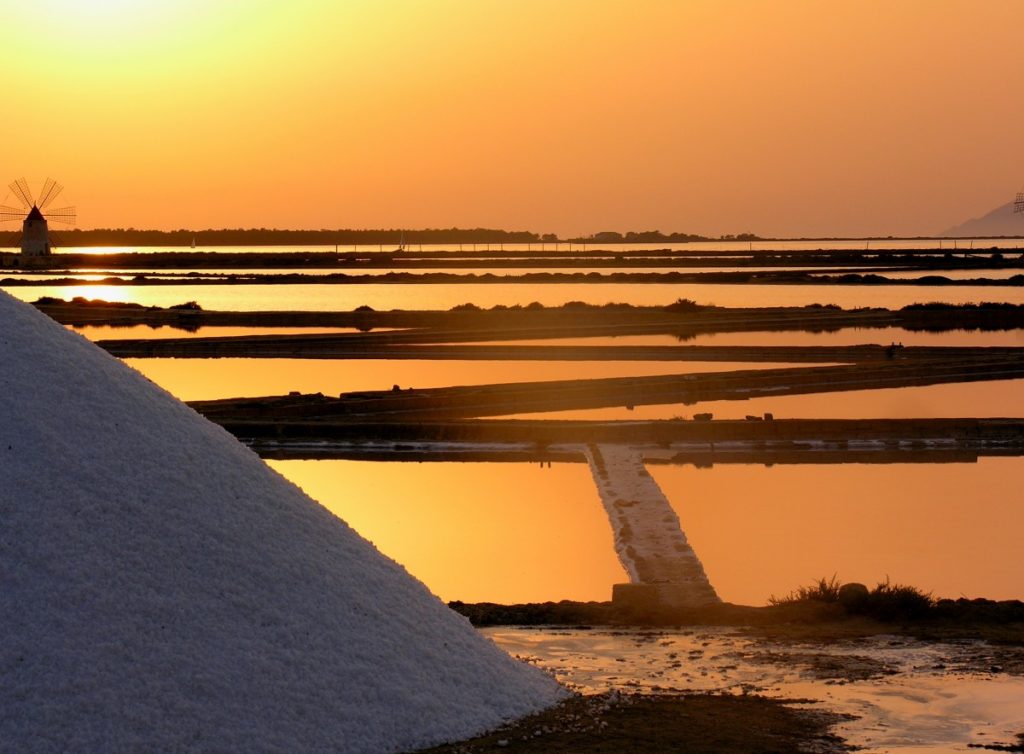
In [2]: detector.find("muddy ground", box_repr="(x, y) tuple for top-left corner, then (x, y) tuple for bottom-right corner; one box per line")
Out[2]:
(414, 692), (853, 753)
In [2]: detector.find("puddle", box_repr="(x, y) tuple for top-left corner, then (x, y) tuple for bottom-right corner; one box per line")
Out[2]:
(486, 626), (1024, 752)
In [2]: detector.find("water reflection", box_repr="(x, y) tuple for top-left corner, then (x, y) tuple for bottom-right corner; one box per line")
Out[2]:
(66, 322), (1024, 347)
(864, 268), (1024, 280)
(463, 327), (1024, 348)
(69, 324), (387, 341)
(648, 458), (1024, 605)
(7, 281), (1024, 311)
(269, 456), (1023, 608)
(24, 239), (1024, 254)
(269, 459), (625, 603)
(127, 358), (812, 402)
(500, 379), (1024, 421)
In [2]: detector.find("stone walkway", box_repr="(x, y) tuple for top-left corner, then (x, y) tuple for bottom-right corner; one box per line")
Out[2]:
(585, 444), (719, 608)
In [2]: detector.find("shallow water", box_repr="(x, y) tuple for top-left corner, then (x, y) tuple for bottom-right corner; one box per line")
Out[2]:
(855, 267), (1024, 281)
(3, 265), (880, 278)
(648, 457), (1024, 605)
(64, 322), (1024, 347)
(485, 626), (1024, 753)
(499, 378), (1024, 422)
(8, 238), (1023, 254)
(459, 327), (1024, 348)
(127, 358), (809, 402)
(7, 281), (1024, 311)
(268, 459), (625, 603)
(266, 456), (1024, 607)
(69, 324), (386, 341)
(54, 321), (1024, 349)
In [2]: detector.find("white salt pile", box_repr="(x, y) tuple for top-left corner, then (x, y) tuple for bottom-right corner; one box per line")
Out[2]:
(0, 292), (565, 753)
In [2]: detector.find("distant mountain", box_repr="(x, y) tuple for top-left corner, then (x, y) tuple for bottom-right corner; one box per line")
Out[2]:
(942, 200), (1024, 238)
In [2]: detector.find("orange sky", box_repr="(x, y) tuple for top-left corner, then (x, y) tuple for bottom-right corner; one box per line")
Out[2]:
(3, 1), (1022, 237)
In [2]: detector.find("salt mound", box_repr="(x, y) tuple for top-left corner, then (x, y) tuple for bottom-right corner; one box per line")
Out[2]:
(0, 292), (565, 753)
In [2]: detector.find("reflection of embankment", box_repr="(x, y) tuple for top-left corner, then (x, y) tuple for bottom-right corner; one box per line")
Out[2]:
(6, 269), (1024, 287)
(34, 298), (1024, 335)
(188, 355), (1024, 422)
(202, 414), (1024, 459)
(254, 443), (997, 465)
(95, 338), (1023, 362)
(12, 246), (1023, 272)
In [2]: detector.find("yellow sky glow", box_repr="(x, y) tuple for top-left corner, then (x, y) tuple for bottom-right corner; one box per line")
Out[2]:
(3, 1), (1022, 237)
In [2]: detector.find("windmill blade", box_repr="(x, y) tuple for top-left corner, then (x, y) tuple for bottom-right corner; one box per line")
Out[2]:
(9, 178), (34, 208)
(0, 205), (26, 222)
(1015, 191), (1024, 214)
(37, 178), (63, 209)
(46, 206), (76, 225)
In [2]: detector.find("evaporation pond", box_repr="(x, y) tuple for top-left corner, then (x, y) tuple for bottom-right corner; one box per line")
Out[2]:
(268, 456), (1024, 607)
(7, 281), (1024, 311)
(268, 458), (624, 604)
(500, 378), (1024, 421)
(126, 358), (813, 402)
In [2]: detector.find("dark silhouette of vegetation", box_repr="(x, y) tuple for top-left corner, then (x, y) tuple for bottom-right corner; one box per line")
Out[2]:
(663, 298), (705, 312)
(62, 296), (146, 309)
(576, 230), (760, 243)
(867, 579), (935, 621)
(44, 227), (548, 247)
(901, 302), (1024, 312)
(770, 576), (934, 622)
(768, 575), (843, 605)
(580, 230), (714, 243)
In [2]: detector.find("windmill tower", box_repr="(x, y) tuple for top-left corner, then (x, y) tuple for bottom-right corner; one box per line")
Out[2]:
(1, 178), (76, 257)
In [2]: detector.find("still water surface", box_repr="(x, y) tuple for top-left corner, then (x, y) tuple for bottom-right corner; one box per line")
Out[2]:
(460, 328), (1024, 348)
(650, 458), (1023, 605)
(7, 282), (1024, 310)
(269, 459), (625, 604)
(70, 325), (380, 340)
(1, 265), (886, 278)
(127, 358), (810, 402)
(9, 239), (1023, 254)
(500, 379), (1024, 421)
(61, 323), (1024, 347)
(268, 457), (1024, 605)
(21, 274), (1020, 610)
(486, 626), (1024, 753)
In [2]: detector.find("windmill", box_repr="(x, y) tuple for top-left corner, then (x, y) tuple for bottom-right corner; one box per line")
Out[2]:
(1, 178), (76, 256)
(1015, 186), (1024, 215)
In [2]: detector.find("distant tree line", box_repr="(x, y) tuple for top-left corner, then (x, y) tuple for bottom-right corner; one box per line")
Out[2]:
(576, 230), (761, 243)
(39, 228), (548, 247)
(3, 227), (762, 247)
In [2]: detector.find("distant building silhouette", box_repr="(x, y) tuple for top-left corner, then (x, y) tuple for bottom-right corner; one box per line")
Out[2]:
(22, 206), (50, 257)
(0, 178), (75, 257)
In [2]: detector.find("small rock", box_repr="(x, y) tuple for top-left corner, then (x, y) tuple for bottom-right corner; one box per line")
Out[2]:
(838, 582), (870, 612)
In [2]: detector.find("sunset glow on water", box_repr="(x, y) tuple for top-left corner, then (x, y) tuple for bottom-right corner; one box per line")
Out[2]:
(6, 2), (1024, 750)
(264, 456), (1024, 606)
